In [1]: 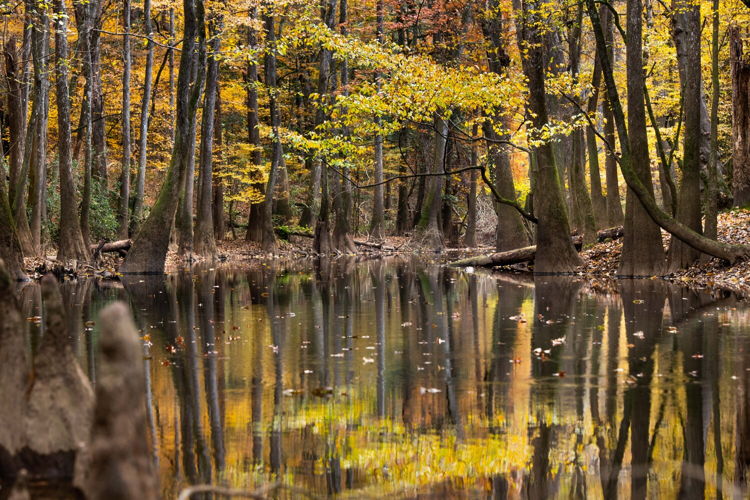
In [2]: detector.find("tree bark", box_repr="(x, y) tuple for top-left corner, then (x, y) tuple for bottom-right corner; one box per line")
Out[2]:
(4, 38), (25, 211)
(515, 0), (582, 273)
(601, 8), (624, 227)
(244, 14), (265, 244)
(619, 0), (665, 276)
(54, 0), (89, 264)
(668, 0), (703, 270)
(412, 115), (448, 250)
(195, 15), (222, 258)
(132, 0), (154, 232)
(731, 27), (750, 207)
(587, 27), (608, 228)
(118, 0), (132, 238)
(0, 172), (25, 280)
(26, 0), (50, 256)
(120, 0), (206, 274)
(370, 0), (385, 241)
(465, 126), (478, 247)
(705, 0), (720, 240)
(212, 90), (225, 240)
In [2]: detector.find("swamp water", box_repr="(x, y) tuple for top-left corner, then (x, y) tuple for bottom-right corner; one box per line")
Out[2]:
(12, 258), (750, 498)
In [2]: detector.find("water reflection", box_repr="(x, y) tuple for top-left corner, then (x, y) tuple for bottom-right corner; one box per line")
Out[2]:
(8, 258), (750, 498)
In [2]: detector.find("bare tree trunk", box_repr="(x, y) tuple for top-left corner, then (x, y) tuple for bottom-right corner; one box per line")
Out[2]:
(256, 8), (281, 252)
(602, 8), (624, 227)
(618, 0), (665, 276)
(516, 0), (582, 272)
(705, 0), (720, 240)
(244, 15), (264, 244)
(369, 0), (385, 241)
(118, 0), (132, 238)
(731, 27), (750, 207)
(26, 0), (50, 256)
(132, 0), (154, 232)
(667, 0), (703, 271)
(120, 0), (206, 274)
(482, 1), (529, 251)
(4, 38), (25, 209)
(412, 115), (448, 250)
(74, 0), (96, 247)
(332, 0), (356, 252)
(90, 4), (107, 183)
(587, 27), (607, 228)
(465, 126), (478, 247)
(194, 15), (222, 258)
(0, 171), (25, 280)
(212, 88), (225, 240)
(54, 0), (89, 264)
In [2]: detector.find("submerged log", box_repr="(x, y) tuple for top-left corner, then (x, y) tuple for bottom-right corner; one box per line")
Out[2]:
(278, 229), (396, 251)
(450, 236), (583, 268)
(80, 302), (158, 500)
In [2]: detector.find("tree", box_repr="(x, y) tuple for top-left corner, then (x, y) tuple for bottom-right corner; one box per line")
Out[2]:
(54, 0), (89, 264)
(194, 15), (223, 258)
(667, 0), (703, 271)
(515, 0), (582, 273)
(132, 0), (155, 231)
(120, 0), (206, 274)
(618, 0), (665, 276)
(731, 26), (750, 207)
(369, 0), (385, 241)
(118, 0), (132, 239)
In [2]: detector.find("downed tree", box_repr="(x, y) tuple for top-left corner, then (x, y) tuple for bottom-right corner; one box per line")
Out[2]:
(90, 239), (132, 256)
(451, 236), (583, 268)
(597, 226), (624, 242)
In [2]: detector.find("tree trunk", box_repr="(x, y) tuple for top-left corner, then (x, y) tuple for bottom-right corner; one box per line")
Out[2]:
(602, 8), (624, 227)
(254, 9), (281, 252)
(26, 0), (50, 257)
(570, 128), (597, 244)
(516, 0), (582, 273)
(194, 15), (222, 258)
(731, 27), (750, 207)
(118, 0), (132, 239)
(587, 29), (608, 228)
(481, 1), (529, 251)
(668, 0), (703, 270)
(465, 127), (478, 247)
(54, 0), (89, 264)
(4, 38), (25, 212)
(120, 0), (206, 274)
(212, 89), (225, 240)
(244, 15), (265, 244)
(369, 0), (385, 241)
(451, 236), (583, 268)
(618, 0), (665, 276)
(132, 0), (154, 233)
(705, 0), (720, 240)
(90, 3), (107, 183)
(0, 171), (25, 280)
(332, 0), (356, 253)
(412, 115), (448, 250)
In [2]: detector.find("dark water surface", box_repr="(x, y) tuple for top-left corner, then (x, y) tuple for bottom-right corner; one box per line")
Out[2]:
(17, 258), (750, 498)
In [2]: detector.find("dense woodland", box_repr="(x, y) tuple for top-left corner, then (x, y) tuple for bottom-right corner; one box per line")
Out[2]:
(1, 0), (750, 276)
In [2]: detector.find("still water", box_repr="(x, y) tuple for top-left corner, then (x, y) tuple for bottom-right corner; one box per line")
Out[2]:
(17, 258), (750, 498)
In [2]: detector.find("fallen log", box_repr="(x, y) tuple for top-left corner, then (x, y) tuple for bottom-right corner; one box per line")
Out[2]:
(450, 235), (583, 268)
(89, 239), (132, 255)
(597, 226), (624, 242)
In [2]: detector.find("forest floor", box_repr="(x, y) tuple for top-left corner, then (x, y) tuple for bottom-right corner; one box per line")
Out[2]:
(577, 209), (750, 298)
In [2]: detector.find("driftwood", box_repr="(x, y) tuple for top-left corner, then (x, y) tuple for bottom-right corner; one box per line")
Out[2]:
(79, 302), (158, 500)
(450, 235), (584, 268)
(0, 268), (94, 483)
